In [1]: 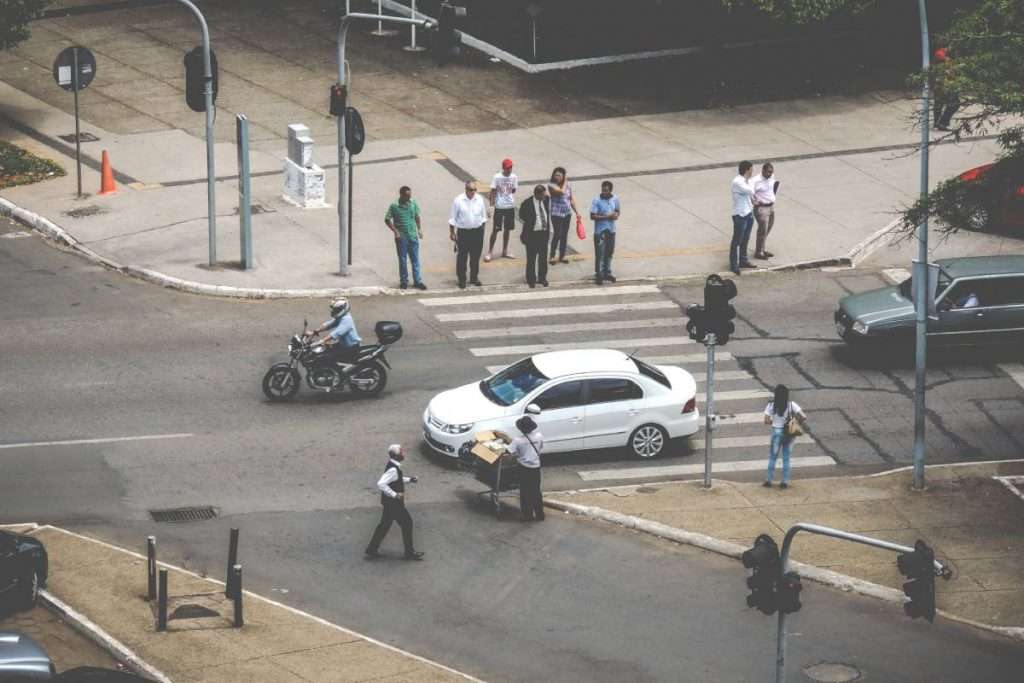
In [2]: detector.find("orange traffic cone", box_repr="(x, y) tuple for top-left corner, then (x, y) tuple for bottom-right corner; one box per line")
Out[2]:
(98, 149), (116, 195)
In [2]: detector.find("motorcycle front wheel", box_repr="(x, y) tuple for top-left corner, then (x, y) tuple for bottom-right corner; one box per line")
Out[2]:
(262, 365), (301, 402)
(349, 361), (387, 397)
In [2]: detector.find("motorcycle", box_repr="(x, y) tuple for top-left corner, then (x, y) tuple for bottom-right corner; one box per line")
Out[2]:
(262, 320), (403, 402)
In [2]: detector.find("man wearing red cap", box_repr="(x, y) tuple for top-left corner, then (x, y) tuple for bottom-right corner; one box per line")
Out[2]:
(486, 158), (519, 262)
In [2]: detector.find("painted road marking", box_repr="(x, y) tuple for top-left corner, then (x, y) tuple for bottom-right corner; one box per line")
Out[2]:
(689, 435), (814, 449)
(454, 318), (683, 340)
(420, 284), (660, 306)
(882, 268), (911, 285)
(0, 433), (194, 450)
(470, 336), (693, 357)
(436, 300), (676, 322)
(577, 455), (834, 481)
(703, 389), (771, 402)
(642, 352), (734, 364)
(999, 363), (1024, 389)
(709, 411), (771, 425)
(693, 371), (754, 383)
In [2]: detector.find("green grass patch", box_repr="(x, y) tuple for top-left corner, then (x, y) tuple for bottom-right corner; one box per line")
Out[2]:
(0, 141), (65, 189)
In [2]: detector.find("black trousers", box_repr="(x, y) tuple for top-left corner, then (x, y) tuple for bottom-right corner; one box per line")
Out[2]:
(524, 230), (550, 284)
(455, 226), (484, 285)
(366, 498), (415, 555)
(549, 214), (572, 260)
(594, 230), (615, 276)
(518, 467), (544, 520)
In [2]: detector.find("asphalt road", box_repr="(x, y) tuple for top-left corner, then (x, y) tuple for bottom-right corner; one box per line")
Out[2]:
(2, 217), (1023, 681)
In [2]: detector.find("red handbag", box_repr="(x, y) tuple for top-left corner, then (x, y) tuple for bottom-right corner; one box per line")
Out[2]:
(575, 214), (586, 240)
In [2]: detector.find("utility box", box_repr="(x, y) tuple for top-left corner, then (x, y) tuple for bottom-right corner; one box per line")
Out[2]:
(283, 123), (327, 209)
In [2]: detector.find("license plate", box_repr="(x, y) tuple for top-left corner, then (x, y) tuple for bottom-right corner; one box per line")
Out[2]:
(835, 320), (846, 337)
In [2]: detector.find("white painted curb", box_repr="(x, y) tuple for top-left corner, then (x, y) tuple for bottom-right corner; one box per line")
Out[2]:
(544, 496), (1024, 642)
(38, 589), (173, 683)
(1, 193), (898, 300)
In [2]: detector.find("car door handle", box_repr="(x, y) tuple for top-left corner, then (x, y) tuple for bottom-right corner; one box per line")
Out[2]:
(570, 416), (583, 423)
(975, 312), (985, 318)
(627, 408), (640, 416)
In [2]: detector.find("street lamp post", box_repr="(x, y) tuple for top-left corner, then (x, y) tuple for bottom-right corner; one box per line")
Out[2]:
(912, 0), (931, 490)
(336, 13), (431, 276)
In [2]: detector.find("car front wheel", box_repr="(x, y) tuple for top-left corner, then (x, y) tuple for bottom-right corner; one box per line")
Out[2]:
(629, 424), (668, 459)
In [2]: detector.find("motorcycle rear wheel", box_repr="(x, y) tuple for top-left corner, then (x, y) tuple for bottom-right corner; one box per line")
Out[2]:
(349, 361), (387, 397)
(263, 366), (301, 402)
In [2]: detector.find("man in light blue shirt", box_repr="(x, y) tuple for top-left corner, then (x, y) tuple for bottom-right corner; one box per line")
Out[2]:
(590, 180), (621, 285)
(310, 297), (362, 364)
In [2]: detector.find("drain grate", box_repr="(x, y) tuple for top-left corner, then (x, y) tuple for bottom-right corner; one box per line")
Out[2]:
(150, 506), (217, 523)
(64, 205), (105, 218)
(58, 132), (99, 143)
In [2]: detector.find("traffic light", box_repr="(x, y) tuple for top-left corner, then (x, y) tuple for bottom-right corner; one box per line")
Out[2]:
(777, 571), (803, 614)
(685, 303), (708, 343)
(184, 46), (218, 113)
(329, 84), (347, 117)
(898, 540), (937, 622)
(703, 274), (738, 345)
(742, 534), (780, 615)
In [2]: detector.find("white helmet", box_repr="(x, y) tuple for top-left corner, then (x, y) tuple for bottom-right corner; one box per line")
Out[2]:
(329, 297), (350, 319)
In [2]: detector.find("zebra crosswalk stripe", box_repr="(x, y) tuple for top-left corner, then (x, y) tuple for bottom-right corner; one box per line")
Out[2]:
(577, 456), (836, 481)
(709, 389), (772, 402)
(454, 318), (683, 340)
(420, 284), (660, 307)
(436, 300), (676, 322)
(469, 336), (693, 357)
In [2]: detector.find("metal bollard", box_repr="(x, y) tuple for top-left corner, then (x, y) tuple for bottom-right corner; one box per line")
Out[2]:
(146, 536), (157, 602)
(157, 569), (168, 632)
(232, 564), (243, 628)
(403, 0), (427, 51)
(225, 528), (239, 599)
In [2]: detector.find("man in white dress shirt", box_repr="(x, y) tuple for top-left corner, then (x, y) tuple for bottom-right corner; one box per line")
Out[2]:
(365, 444), (423, 560)
(752, 162), (780, 260)
(729, 161), (757, 276)
(449, 180), (489, 289)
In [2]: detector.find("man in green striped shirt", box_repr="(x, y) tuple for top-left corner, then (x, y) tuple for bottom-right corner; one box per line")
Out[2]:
(385, 186), (426, 290)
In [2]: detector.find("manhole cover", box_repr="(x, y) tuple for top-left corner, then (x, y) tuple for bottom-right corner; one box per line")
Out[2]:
(63, 205), (105, 218)
(149, 506), (217, 523)
(169, 603), (220, 620)
(58, 132), (99, 143)
(803, 662), (861, 682)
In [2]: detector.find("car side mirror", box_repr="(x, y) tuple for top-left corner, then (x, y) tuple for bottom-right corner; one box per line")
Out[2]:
(525, 403), (541, 415)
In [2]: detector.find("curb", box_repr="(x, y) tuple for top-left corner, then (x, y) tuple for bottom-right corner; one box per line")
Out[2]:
(2, 196), (898, 300)
(545, 474), (1024, 643)
(38, 589), (173, 683)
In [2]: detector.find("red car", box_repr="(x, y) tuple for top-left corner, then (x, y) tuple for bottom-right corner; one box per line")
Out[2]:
(957, 164), (1024, 232)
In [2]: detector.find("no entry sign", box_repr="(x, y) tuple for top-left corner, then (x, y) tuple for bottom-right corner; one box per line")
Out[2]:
(53, 46), (97, 92)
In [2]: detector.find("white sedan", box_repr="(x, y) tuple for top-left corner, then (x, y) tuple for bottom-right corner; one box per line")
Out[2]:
(423, 349), (699, 460)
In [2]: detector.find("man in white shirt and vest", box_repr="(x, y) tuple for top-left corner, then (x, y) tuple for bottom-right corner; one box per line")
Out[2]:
(752, 162), (780, 260)
(365, 444), (424, 560)
(449, 180), (489, 289)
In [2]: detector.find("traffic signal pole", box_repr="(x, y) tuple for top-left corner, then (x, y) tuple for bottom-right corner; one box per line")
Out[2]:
(912, 0), (931, 491)
(335, 13), (431, 276)
(772, 523), (951, 683)
(703, 333), (716, 489)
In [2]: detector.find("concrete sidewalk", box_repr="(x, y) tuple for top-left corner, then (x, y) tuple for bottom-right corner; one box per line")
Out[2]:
(25, 526), (478, 683)
(1, 78), (1004, 296)
(546, 461), (1024, 637)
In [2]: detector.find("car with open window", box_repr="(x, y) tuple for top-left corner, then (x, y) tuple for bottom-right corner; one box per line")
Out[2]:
(834, 255), (1024, 347)
(423, 349), (699, 460)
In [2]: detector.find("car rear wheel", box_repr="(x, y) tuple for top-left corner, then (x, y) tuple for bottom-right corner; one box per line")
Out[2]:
(629, 424), (668, 459)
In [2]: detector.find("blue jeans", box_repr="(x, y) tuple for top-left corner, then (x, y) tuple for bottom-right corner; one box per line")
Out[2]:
(766, 427), (792, 484)
(729, 213), (754, 271)
(395, 236), (421, 286)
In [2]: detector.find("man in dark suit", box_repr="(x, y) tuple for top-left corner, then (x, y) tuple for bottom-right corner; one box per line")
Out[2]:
(518, 184), (551, 288)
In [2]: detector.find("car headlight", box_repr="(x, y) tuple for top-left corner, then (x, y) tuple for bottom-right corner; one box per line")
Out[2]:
(442, 422), (474, 434)
(852, 320), (870, 335)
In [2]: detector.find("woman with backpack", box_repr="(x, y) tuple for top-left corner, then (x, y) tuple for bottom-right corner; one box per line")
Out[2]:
(763, 384), (807, 489)
(510, 414), (545, 521)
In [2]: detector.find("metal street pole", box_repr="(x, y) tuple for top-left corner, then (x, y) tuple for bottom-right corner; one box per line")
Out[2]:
(72, 47), (82, 198)
(704, 333), (716, 489)
(174, 0), (216, 266)
(336, 13), (431, 276)
(913, 0), (931, 490)
(774, 523), (950, 683)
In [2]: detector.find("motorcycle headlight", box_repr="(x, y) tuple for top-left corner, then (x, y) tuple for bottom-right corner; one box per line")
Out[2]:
(442, 422), (474, 435)
(852, 320), (870, 335)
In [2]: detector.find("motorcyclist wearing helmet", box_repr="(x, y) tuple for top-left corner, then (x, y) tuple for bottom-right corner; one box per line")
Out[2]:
(308, 297), (362, 364)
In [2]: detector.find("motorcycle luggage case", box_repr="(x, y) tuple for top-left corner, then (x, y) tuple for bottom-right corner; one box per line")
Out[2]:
(375, 321), (403, 344)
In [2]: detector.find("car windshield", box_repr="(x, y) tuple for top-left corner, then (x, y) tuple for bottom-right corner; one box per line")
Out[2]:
(898, 268), (952, 300)
(481, 358), (549, 407)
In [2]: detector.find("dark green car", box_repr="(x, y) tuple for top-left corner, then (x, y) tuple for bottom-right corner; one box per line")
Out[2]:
(835, 256), (1024, 346)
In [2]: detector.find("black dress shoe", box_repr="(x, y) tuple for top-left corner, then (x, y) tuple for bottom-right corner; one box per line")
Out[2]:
(595, 275), (604, 285)
(528, 282), (536, 289)
(470, 279), (482, 286)
(559, 258), (570, 264)
(604, 274), (616, 283)
(458, 281), (466, 289)
(754, 253), (769, 260)
(732, 268), (741, 276)
(538, 280), (549, 287)
(414, 282), (427, 290)
(400, 283), (408, 289)
(740, 262), (758, 269)
(403, 551), (425, 561)
(365, 549), (382, 559)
